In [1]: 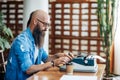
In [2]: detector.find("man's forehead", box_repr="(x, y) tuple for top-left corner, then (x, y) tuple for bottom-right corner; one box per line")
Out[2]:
(32, 10), (49, 20)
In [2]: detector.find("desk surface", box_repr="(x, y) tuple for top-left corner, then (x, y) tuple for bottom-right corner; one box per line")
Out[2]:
(27, 64), (105, 80)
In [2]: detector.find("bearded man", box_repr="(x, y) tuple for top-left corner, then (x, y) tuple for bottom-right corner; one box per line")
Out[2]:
(5, 9), (74, 80)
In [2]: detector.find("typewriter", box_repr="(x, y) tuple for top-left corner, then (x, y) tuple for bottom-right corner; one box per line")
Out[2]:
(60, 52), (105, 73)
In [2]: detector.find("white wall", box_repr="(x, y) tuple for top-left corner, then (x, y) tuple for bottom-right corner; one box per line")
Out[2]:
(23, 0), (49, 53)
(114, 0), (120, 75)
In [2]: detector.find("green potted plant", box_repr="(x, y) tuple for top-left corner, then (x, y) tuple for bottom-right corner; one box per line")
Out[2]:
(0, 11), (13, 51)
(97, 0), (115, 78)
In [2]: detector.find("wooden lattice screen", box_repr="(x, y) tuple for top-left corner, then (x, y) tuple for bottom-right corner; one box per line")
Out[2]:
(0, 1), (23, 37)
(49, 0), (105, 63)
(0, 0), (105, 63)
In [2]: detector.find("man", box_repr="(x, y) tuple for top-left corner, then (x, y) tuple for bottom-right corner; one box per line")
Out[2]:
(5, 9), (74, 80)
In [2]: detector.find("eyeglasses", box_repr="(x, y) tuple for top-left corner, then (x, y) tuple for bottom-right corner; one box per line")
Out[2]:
(37, 18), (50, 27)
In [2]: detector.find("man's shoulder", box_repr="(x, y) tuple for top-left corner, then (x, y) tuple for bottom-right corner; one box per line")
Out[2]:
(12, 28), (33, 46)
(16, 31), (28, 40)
(12, 30), (29, 44)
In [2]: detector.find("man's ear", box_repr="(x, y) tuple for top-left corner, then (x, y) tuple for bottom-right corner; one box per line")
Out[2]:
(33, 19), (37, 25)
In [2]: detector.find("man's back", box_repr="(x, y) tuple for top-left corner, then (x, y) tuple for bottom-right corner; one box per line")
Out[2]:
(5, 28), (34, 80)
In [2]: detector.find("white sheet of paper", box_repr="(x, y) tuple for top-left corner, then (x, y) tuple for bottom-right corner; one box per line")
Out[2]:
(60, 75), (97, 80)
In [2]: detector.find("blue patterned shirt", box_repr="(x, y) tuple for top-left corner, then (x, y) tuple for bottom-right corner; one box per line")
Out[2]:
(5, 27), (48, 80)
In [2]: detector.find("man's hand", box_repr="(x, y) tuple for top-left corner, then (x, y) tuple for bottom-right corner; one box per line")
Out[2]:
(52, 52), (75, 67)
(55, 52), (74, 60)
(53, 57), (70, 66)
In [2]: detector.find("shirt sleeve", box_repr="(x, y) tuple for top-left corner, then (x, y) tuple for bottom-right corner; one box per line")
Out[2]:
(40, 48), (48, 62)
(14, 37), (33, 72)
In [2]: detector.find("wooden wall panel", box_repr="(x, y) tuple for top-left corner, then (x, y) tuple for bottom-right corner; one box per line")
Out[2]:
(0, 0), (105, 64)
(0, 1), (23, 37)
(49, 0), (105, 63)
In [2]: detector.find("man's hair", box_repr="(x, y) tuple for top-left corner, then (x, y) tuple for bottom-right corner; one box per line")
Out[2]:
(27, 11), (34, 27)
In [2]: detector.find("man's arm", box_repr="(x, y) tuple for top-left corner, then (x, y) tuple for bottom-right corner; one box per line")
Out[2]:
(26, 56), (72, 75)
(26, 61), (53, 75)
(26, 52), (74, 75)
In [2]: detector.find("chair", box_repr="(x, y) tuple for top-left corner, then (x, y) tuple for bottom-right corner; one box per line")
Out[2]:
(0, 50), (7, 72)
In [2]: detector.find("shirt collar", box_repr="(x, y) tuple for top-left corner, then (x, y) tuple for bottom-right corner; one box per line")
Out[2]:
(26, 27), (34, 43)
